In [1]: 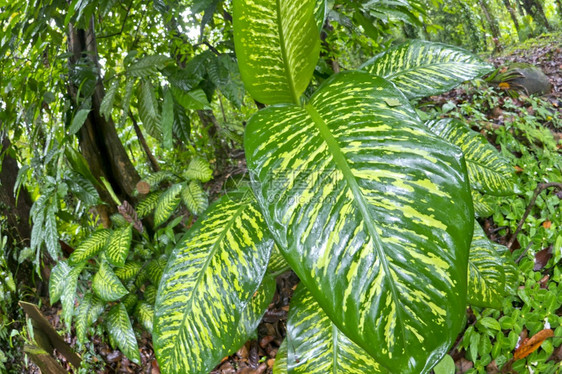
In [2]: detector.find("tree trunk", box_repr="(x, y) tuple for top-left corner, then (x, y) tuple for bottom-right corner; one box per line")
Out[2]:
(67, 18), (140, 208)
(502, 0), (521, 33)
(520, 0), (552, 31)
(478, 0), (502, 52)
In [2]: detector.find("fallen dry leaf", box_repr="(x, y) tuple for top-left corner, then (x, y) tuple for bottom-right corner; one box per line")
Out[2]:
(513, 329), (554, 360)
(543, 220), (552, 229)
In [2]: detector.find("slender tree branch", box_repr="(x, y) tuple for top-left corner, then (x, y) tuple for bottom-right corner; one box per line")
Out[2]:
(129, 111), (161, 173)
(98, 0), (133, 39)
(507, 182), (562, 249)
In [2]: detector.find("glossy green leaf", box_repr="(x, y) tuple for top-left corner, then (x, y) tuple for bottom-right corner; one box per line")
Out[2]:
(69, 108), (90, 135)
(184, 158), (213, 182)
(233, 0), (321, 105)
(76, 293), (93, 344)
(49, 261), (71, 304)
(135, 301), (155, 334)
(433, 354), (455, 374)
(314, 0), (327, 30)
(105, 225), (133, 267)
(287, 285), (385, 373)
(92, 261), (129, 302)
(106, 303), (141, 364)
(273, 340), (288, 374)
(139, 79), (161, 139)
(44, 206), (59, 259)
(61, 264), (84, 330)
(245, 71), (473, 373)
(171, 87), (210, 110)
(181, 180), (208, 215)
(471, 190), (494, 218)
(68, 229), (111, 266)
(426, 118), (515, 196)
(267, 245), (290, 275)
(154, 191), (274, 374)
(467, 223), (506, 309)
(154, 183), (183, 226)
(100, 79), (119, 121)
(362, 40), (494, 99)
(119, 78), (135, 127)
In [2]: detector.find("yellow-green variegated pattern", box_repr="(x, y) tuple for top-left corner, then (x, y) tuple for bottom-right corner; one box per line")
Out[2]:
(273, 340), (288, 374)
(92, 261), (129, 302)
(153, 190), (274, 374)
(233, 0), (321, 105)
(425, 118), (515, 196)
(245, 71), (473, 373)
(106, 303), (141, 365)
(471, 190), (494, 218)
(468, 222), (511, 309)
(286, 285), (385, 373)
(362, 40), (494, 100)
(105, 224), (133, 267)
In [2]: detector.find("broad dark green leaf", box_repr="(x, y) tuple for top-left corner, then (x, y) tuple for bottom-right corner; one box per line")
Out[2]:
(105, 225), (133, 267)
(426, 118), (515, 195)
(139, 79), (162, 139)
(69, 229), (111, 266)
(106, 303), (141, 364)
(127, 55), (171, 78)
(69, 108), (90, 135)
(43, 206), (59, 259)
(92, 261), (129, 302)
(100, 79), (119, 121)
(154, 191), (274, 374)
(468, 223), (506, 309)
(287, 285), (385, 373)
(245, 71), (473, 373)
(362, 40), (494, 99)
(233, 0), (321, 105)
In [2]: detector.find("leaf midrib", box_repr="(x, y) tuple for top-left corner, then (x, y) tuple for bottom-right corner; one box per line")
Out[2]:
(304, 103), (407, 346)
(275, 0), (300, 105)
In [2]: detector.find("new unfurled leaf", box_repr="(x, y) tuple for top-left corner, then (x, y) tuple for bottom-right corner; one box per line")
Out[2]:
(246, 71), (473, 373)
(233, 0), (321, 105)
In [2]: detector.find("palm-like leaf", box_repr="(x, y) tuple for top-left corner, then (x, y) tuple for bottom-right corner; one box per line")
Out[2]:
(233, 0), (321, 105)
(362, 40), (494, 99)
(245, 71), (473, 373)
(154, 191), (274, 374)
(285, 285), (385, 373)
(425, 118), (515, 195)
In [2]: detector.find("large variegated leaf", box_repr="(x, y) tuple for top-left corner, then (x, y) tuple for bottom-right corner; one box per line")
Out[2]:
(61, 264), (84, 329)
(181, 180), (208, 215)
(49, 261), (71, 304)
(273, 340), (288, 374)
(472, 190), (494, 218)
(184, 158), (213, 182)
(135, 302), (155, 334)
(106, 303), (141, 364)
(69, 229), (111, 265)
(286, 285), (384, 373)
(105, 225), (133, 267)
(154, 183), (183, 226)
(92, 261), (129, 302)
(362, 40), (494, 99)
(154, 191), (274, 374)
(233, 0), (321, 105)
(425, 118), (515, 195)
(468, 223), (507, 309)
(76, 293), (93, 344)
(245, 71), (473, 373)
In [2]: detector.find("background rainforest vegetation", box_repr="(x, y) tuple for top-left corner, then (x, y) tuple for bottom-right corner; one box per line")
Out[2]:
(1, 0), (562, 373)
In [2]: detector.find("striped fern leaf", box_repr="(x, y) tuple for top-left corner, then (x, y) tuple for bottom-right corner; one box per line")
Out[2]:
(127, 55), (172, 78)
(154, 191), (274, 373)
(49, 261), (71, 304)
(119, 78), (135, 127)
(184, 158), (213, 182)
(136, 191), (164, 218)
(286, 286), (385, 373)
(181, 180), (208, 215)
(135, 302), (155, 334)
(92, 261), (129, 302)
(106, 303), (141, 364)
(154, 183), (183, 226)
(138, 79), (162, 139)
(100, 79), (119, 120)
(69, 229), (111, 265)
(425, 118), (515, 196)
(105, 225), (133, 267)
(245, 71), (473, 372)
(233, 0), (321, 105)
(362, 40), (494, 99)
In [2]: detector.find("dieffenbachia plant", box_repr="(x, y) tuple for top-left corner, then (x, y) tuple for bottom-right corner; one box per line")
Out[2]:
(153, 0), (517, 373)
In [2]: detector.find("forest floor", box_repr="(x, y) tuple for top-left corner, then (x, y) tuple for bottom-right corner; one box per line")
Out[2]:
(23, 34), (562, 374)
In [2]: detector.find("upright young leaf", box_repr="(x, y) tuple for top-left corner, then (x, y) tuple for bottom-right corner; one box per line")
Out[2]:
(69, 108), (91, 135)
(154, 183), (183, 226)
(362, 40), (494, 99)
(69, 229), (111, 266)
(233, 0), (321, 105)
(181, 180), (208, 215)
(106, 303), (141, 364)
(245, 72), (473, 373)
(468, 223), (507, 309)
(105, 225), (133, 267)
(92, 261), (129, 302)
(154, 191), (274, 374)
(43, 206), (59, 260)
(286, 285), (385, 373)
(425, 118), (515, 196)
